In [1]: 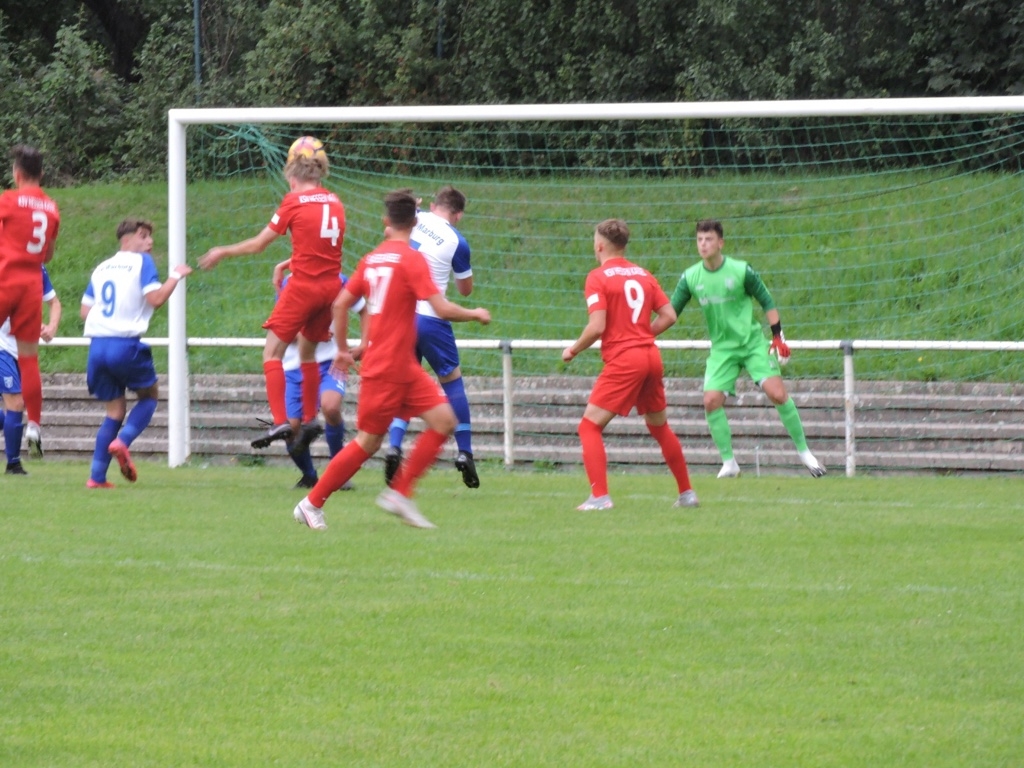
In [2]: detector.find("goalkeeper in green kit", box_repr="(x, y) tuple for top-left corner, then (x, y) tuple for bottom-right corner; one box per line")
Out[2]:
(671, 219), (825, 478)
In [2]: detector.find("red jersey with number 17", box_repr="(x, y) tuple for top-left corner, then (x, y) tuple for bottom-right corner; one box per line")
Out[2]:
(0, 187), (61, 283)
(346, 240), (441, 382)
(268, 187), (344, 282)
(585, 256), (670, 363)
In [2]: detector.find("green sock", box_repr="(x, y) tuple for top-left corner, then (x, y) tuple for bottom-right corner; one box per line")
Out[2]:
(705, 408), (734, 460)
(776, 397), (809, 452)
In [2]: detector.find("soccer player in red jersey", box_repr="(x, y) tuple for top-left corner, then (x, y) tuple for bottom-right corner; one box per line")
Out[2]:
(0, 145), (61, 455)
(292, 189), (491, 531)
(562, 219), (698, 511)
(199, 147), (344, 451)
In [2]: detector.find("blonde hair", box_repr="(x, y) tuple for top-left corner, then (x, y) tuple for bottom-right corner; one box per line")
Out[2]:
(284, 153), (328, 184)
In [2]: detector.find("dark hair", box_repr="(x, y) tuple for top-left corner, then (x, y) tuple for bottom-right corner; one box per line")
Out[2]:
(696, 219), (724, 237)
(11, 145), (43, 181)
(117, 218), (154, 240)
(596, 218), (630, 250)
(384, 189), (417, 229)
(432, 185), (466, 214)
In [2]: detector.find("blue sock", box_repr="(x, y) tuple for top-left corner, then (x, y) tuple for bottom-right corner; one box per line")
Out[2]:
(90, 417), (122, 483)
(290, 445), (317, 481)
(325, 421), (345, 458)
(3, 409), (23, 464)
(388, 418), (409, 450)
(442, 378), (473, 454)
(118, 398), (158, 447)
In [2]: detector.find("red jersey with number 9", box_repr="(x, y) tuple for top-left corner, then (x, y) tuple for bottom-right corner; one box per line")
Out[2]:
(585, 256), (670, 363)
(268, 187), (344, 282)
(346, 240), (441, 381)
(0, 187), (61, 283)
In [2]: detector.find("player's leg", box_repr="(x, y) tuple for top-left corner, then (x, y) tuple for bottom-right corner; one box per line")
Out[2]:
(84, 339), (124, 488)
(15, 333), (43, 459)
(319, 374), (353, 491)
(703, 352), (741, 478)
(759, 374), (826, 477)
(293, 377), (397, 530)
(576, 403), (616, 510)
(293, 334), (324, 450)
(638, 351), (697, 506)
(106, 342), (160, 483)
(255, 329), (293, 448)
(283, 366), (317, 488)
(2, 391), (26, 475)
(90, 398), (127, 488)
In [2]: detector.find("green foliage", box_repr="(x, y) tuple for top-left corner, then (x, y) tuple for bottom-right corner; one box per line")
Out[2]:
(34, 19), (126, 182)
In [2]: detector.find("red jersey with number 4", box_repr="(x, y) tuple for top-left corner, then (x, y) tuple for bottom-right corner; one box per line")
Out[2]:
(268, 187), (344, 282)
(0, 187), (61, 283)
(346, 240), (441, 381)
(585, 256), (670, 363)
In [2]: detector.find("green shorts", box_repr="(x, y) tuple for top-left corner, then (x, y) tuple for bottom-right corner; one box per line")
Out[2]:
(703, 337), (781, 395)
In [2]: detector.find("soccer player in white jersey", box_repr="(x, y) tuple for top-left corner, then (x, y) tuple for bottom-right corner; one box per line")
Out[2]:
(384, 186), (480, 489)
(0, 266), (59, 473)
(272, 260), (366, 489)
(80, 219), (192, 488)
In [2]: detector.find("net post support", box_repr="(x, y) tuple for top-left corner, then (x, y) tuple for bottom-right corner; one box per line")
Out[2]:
(167, 113), (191, 467)
(500, 339), (514, 468)
(841, 340), (856, 477)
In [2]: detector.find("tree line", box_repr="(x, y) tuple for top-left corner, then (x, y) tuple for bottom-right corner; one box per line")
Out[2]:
(2, 0), (1023, 184)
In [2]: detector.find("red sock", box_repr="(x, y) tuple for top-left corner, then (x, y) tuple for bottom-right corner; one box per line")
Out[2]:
(391, 429), (447, 497)
(20, 354), (42, 424)
(309, 441), (369, 508)
(647, 421), (692, 492)
(300, 361), (320, 423)
(263, 359), (288, 425)
(578, 418), (608, 497)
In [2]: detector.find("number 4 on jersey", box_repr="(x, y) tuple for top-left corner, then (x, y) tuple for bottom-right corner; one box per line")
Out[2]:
(320, 203), (341, 246)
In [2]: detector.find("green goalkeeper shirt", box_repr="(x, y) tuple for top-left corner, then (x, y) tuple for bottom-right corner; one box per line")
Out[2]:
(670, 257), (776, 352)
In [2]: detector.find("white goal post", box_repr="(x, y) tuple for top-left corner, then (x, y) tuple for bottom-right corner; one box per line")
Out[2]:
(166, 97), (1024, 469)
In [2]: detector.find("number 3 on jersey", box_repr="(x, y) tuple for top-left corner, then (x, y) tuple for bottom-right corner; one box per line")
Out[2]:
(365, 266), (394, 315)
(624, 278), (645, 323)
(320, 203), (341, 246)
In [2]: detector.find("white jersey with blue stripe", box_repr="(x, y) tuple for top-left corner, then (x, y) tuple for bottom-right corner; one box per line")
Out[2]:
(411, 210), (472, 319)
(0, 266), (57, 356)
(82, 251), (161, 338)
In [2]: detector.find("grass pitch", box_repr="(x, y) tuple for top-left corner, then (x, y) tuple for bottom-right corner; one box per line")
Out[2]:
(1, 463), (1021, 767)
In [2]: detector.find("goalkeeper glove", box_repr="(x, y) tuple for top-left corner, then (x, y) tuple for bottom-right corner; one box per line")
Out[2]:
(769, 323), (790, 366)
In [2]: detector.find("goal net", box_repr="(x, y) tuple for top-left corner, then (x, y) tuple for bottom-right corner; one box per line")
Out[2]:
(167, 99), (1024, 470)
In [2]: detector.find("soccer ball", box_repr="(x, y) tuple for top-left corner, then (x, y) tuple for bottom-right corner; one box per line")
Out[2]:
(287, 136), (326, 164)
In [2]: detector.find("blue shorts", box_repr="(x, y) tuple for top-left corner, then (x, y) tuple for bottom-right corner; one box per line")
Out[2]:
(0, 351), (21, 395)
(86, 337), (157, 402)
(284, 360), (347, 420)
(415, 315), (460, 379)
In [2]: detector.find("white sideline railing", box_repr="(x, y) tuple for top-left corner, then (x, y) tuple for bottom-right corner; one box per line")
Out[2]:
(46, 337), (1024, 477)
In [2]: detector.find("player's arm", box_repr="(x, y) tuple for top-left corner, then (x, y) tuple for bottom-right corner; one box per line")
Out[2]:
(454, 274), (473, 297)
(272, 258), (292, 291)
(424, 293), (490, 325)
(329, 287), (361, 375)
(79, 302), (91, 322)
(40, 295), (62, 342)
(199, 226), (279, 270)
(650, 301), (677, 337)
(745, 265), (790, 362)
(669, 275), (692, 315)
(563, 310), (605, 362)
(146, 265), (193, 309)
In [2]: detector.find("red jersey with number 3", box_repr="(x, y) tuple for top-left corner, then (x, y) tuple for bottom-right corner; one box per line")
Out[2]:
(0, 187), (61, 283)
(346, 240), (441, 381)
(268, 187), (344, 282)
(585, 256), (670, 363)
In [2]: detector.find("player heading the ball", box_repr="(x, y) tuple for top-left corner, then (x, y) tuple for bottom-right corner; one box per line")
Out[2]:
(199, 137), (343, 454)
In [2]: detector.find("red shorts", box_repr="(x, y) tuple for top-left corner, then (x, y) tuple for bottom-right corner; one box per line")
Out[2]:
(0, 279), (42, 343)
(263, 275), (342, 344)
(356, 367), (447, 434)
(590, 345), (667, 417)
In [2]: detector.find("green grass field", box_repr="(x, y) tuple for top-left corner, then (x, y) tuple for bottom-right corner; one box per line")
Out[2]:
(2, 462), (1021, 767)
